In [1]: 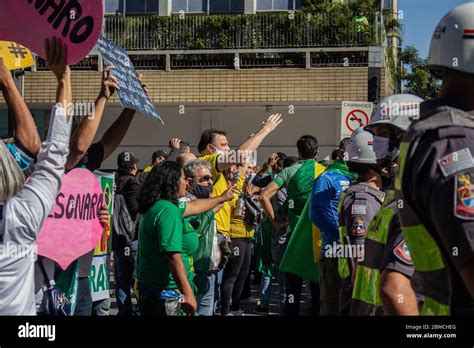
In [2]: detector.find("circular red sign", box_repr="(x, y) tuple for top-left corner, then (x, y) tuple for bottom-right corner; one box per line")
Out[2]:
(345, 109), (369, 132)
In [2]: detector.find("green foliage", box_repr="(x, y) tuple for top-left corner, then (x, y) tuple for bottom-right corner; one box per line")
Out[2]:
(398, 45), (441, 99)
(104, 10), (380, 50)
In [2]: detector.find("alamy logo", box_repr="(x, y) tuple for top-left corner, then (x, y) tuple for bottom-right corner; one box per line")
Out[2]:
(18, 322), (56, 342)
(55, 99), (95, 119)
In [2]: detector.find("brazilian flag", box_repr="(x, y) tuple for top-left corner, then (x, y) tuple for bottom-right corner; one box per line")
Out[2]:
(279, 161), (326, 283)
(279, 196), (322, 283)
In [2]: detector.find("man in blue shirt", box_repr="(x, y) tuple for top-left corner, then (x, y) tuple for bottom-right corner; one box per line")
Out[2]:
(310, 151), (355, 315)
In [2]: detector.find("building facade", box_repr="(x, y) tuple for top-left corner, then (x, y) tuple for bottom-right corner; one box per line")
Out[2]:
(0, 0), (397, 169)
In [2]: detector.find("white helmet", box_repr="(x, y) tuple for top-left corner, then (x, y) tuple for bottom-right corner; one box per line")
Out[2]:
(365, 94), (424, 132)
(346, 127), (377, 165)
(428, 2), (474, 77)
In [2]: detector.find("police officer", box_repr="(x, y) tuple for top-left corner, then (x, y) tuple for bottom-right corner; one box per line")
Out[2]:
(350, 94), (423, 316)
(338, 128), (385, 314)
(397, 2), (474, 315)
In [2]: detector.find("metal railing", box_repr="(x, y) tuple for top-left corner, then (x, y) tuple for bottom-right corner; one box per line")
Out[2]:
(103, 12), (379, 51)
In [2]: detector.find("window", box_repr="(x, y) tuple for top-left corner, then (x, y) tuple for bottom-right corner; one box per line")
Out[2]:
(384, 0), (392, 9)
(172, 0), (206, 13)
(124, 0), (159, 14)
(209, 0), (244, 13)
(257, 0), (300, 10)
(104, 0), (124, 14)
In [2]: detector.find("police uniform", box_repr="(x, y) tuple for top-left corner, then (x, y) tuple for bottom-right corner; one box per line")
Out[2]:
(349, 190), (394, 315)
(381, 211), (426, 309)
(338, 182), (385, 314)
(397, 99), (474, 315)
(381, 213), (414, 280)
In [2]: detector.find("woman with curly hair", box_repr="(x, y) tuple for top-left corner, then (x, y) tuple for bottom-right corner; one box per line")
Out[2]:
(136, 161), (233, 316)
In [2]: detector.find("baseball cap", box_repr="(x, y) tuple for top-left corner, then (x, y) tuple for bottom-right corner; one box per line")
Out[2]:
(117, 151), (139, 167)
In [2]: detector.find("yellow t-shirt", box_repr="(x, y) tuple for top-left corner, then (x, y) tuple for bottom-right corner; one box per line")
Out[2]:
(199, 154), (231, 233)
(143, 165), (153, 173)
(229, 175), (255, 239)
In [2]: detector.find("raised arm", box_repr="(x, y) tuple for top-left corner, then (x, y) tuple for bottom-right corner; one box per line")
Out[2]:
(183, 187), (234, 217)
(0, 58), (40, 155)
(100, 75), (149, 160)
(100, 107), (135, 160)
(65, 66), (118, 170)
(238, 114), (282, 152)
(8, 38), (72, 236)
(216, 114), (283, 172)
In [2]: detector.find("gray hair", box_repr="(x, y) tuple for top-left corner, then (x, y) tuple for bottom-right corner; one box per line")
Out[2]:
(0, 140), (25, 201)
(183, 159), (211, 179)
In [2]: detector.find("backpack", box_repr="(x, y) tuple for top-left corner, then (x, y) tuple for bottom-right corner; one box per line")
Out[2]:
(37, 257), (71, 316)
(243, 194), (265, 227)
(112, 179), (138, 246)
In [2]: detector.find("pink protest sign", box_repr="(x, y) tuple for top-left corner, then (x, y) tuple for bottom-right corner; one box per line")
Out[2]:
(0, 0), (103, 65)
(37, 168), (104, 270)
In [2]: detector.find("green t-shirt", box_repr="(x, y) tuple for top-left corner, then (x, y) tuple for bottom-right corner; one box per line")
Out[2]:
(137, 199), (199, 290)
(353, 16), (369, 32)
(273, 160), (312, 188)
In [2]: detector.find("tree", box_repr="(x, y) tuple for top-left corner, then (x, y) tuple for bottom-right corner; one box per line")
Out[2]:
(398, 45), (441, 100)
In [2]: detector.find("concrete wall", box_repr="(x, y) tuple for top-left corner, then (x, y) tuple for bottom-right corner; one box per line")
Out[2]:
(71, 102), (343, 170)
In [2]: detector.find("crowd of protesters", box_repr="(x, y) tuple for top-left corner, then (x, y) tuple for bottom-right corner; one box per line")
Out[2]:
(1, 1), (474, 317)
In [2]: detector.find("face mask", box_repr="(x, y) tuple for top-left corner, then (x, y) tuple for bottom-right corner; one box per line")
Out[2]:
(209, 144), (225, 156)
(373, 136), (390, 161)
(191, 184), (214, 199)
(232, 171), (240, 183)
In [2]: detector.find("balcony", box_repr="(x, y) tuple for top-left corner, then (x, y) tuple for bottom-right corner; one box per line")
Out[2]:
(103, 12), (380, 51)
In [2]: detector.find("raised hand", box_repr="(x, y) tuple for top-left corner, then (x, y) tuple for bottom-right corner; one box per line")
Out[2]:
(44, 37), (70, 81)
(169, 138), (181, 149)
(99, 66), (119, 100)
(261, 113), (283, 133)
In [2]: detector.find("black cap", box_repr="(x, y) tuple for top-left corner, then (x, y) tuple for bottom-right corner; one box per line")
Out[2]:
(152, 150), (168, 163)
(117, 151), (139, 167)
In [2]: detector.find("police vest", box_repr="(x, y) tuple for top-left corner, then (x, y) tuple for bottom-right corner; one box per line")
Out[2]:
(350, 190), (397, 316)
(337, 183), (385, 280)
(396, 108), (474, 316)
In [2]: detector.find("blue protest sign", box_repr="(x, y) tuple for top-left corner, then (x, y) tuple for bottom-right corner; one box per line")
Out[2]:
(97, 35), (163, 124)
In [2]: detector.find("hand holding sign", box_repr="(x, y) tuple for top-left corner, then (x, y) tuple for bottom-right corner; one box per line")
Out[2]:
(98, 66), (120, 100)
(97, 36), (163, 124)
(0, 0), (103, 65)
(45, 37), (70, 82)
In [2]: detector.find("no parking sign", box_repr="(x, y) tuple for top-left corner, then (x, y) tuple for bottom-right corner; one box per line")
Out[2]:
(341, 101), (374, 139)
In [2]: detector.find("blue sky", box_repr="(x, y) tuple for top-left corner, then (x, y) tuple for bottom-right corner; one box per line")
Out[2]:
(399, 0), (473, 58)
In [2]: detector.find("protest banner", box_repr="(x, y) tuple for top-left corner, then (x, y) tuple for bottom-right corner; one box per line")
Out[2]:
(0, 0), (103, 65)
(97, 35), (163, 124)
(0, 41), (35, 70)
(90, 171), (114, 302)
(36, 168), (104, 270)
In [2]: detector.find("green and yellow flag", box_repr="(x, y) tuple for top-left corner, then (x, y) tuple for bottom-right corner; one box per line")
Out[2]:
(279, 195), (323, 283)
(279, 162), (325, 283)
